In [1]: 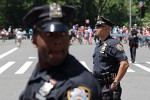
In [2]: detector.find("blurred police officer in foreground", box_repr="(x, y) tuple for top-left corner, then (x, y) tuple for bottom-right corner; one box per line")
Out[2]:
(93, 16), (129, 100)
(19, 3), (101, 100)
(128, 28), (139, 63)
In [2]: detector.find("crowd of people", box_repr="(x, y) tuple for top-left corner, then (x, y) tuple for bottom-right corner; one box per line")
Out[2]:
(68, 24), (94, 45)
(67, 23), (150, 50)
(0, 23), (150, 49)
(112, 25), (150, 49)
(0, 27), (33, 47)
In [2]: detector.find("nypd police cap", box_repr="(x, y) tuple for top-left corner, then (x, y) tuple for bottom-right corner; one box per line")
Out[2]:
(96, 16), (115, 27)
(23, 3), (75, 32)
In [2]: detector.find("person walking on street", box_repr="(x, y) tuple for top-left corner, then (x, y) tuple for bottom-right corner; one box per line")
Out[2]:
(16, 28), (24, 47)
(84, 27), (90, 45)
(93, 16), (129, 100)
(128, 28), (139, 63)
(29, 28), (33, 40)
(19, 3), (101, 100)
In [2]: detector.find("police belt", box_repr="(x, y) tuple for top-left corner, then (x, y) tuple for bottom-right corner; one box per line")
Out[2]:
(97, 72), (116, 84)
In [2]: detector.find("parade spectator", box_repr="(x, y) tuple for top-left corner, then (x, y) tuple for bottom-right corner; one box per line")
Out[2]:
(84, 27), (90, 45)
(145, 27), (150, 49)
(1, 29), (7, 42)
(16, 28), (24, 47)
(29, 28), (33, 40)
(8, 26), (12, 34)
(88, 26), (93, 44)
(68, 29), (73, 45)
(76, 29), (82, 44)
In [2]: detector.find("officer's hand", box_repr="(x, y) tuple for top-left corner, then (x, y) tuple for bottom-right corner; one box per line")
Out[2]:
(110, 82), (117, 91)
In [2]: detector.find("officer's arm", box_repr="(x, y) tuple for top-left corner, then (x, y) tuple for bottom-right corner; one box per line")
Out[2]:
(111, 43), (129, 90)
(114, 60), (129, 84)
(111, 60), (129, 91)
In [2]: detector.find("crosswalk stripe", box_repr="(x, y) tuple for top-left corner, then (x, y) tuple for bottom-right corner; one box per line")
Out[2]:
(146, 62), (150, 64)
(29, 57), (37, 59)
(80, 61), (92, 72)
(80, 61), (135, 73)
(127, 68), (135, 72)
(0, 62), (15, 74)
(15, 61), (33, 74)
(0, 48), (18, 59)
(134, 64), (150, 72)
(0, 61), (149, 75)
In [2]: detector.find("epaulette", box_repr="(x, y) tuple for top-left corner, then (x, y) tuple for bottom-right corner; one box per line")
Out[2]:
(105, 38), (119, 47)
(105, 38), (124, 52)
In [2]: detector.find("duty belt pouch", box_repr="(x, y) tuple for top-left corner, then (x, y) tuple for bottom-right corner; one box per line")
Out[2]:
(100, 72), (115, 84)
(102, 92), (112, 100)
(101, 85), (112, 100)
(102, 91), (120, 100)
(113, 91), (120, 100)
(102, 85), (120, 100)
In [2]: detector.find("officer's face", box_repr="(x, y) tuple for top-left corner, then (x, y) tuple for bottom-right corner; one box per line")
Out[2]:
(96, 24), (111, 37)
(33, 31), (70, 68)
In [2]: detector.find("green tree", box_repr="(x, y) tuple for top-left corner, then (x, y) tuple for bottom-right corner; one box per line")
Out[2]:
(0, 0), (149, 29)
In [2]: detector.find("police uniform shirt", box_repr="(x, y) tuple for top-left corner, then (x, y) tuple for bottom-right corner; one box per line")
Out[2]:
(93, 35), (128, 77)
(19, 54), (101, 100)
(128, 34), (139, 47)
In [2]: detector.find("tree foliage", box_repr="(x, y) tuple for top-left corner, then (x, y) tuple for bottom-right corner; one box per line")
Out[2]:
(0, 0), (149, 29)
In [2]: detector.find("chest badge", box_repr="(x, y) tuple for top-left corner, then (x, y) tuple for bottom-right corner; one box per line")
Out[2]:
(39, 82), (54, 97)
(100, 42), (107, 53)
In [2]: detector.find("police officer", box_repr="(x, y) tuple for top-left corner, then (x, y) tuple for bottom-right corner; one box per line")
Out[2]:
(128, 28), (139, 63)
(19, 3), (101, 100)
(93, 16), (129, 100)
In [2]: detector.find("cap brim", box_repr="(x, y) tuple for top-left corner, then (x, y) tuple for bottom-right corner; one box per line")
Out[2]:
(37, 22), (69, 32)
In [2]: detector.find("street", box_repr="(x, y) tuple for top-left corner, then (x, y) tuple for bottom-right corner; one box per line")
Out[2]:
(0, 39), (150, 100)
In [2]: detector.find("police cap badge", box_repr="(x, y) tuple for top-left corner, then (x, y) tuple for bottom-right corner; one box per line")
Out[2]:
(23, 3), (75, 32)
(96, 16), (115, 27)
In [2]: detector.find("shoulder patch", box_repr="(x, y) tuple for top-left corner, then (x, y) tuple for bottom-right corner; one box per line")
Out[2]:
(67, 86), (91, 100)
(115, 44), (124, 51)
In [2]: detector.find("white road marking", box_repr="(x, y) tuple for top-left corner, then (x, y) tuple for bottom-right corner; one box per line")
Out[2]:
(29, 57), (37, 59)
(127, 68), (135, 72)
(134, 64), (150, 72)
(129, 61), (137, 64)
(15, 61), (33, 74)
(80, 61), (135, 73)
(146, 62), (150, 65)
(0, 60), (149, 75)
(80, 61), (92, 72)
(0, 62), (15, 74)
(0, 48), (18, 59)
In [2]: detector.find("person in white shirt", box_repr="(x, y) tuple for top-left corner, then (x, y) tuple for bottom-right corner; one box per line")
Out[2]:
(16, 28), (24, 47)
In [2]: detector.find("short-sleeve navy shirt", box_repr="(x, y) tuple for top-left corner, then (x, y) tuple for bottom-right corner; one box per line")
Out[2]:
(93, 35), (128, 77)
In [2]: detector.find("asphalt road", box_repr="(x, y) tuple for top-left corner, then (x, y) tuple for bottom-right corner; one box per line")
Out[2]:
(0, 39), (150, 100)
